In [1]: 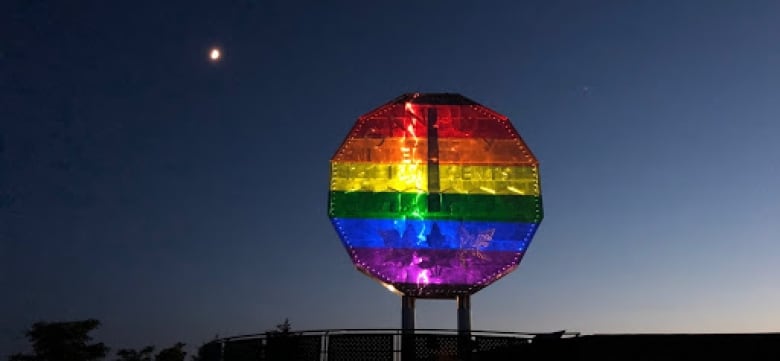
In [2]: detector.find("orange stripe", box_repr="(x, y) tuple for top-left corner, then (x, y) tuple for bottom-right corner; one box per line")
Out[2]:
(332, 137), (537, 166)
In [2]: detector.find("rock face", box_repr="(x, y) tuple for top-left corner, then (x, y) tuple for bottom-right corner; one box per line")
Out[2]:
(329, 93), (543, 298)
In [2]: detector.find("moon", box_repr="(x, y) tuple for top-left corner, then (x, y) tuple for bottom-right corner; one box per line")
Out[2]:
(209, 48), (221, 61)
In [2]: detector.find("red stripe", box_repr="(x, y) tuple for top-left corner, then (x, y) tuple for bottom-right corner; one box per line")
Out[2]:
(347, 105), (521, 139)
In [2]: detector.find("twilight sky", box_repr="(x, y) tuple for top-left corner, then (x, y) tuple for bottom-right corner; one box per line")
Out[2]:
(2, 0), (780, 356)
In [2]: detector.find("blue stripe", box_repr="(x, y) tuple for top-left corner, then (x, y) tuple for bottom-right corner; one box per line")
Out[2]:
(331, 218), (537, 252)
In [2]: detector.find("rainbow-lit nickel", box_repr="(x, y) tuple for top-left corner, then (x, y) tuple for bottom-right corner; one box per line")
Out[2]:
(329, 93), (542, 298)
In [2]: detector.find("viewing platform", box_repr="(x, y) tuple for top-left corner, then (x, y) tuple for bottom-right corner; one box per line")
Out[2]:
(199, 328), (780, 361)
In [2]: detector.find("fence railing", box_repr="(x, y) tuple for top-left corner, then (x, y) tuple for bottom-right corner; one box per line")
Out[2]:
(201, 329), (579, 361)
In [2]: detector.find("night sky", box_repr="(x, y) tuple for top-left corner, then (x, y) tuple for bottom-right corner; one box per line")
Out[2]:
(2, 0), (780, 356)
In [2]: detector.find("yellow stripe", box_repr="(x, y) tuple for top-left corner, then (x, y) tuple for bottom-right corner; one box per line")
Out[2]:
(330, 162), (541, 196)
(332, 137), (537, 166)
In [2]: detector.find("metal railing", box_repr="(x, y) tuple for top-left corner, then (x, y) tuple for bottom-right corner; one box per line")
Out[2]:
(202, 329), (580, 361)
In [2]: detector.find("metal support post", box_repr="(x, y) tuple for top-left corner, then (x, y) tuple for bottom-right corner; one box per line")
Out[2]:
(457, 295), (472, 360)
(401, 296), (416, 361)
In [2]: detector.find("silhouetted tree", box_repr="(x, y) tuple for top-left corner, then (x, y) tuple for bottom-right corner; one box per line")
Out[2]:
(154, 343), (186, 361)
(190, 334), (224, 361)
(188, 346), (202, 361)
(115, 346), (154, 361)
(8, 319), (108, 361)
(8, 355), (34, 361)
(268, 318), (292, 335)
(188, 343), (209, 361)
(265, 319), (296, 360)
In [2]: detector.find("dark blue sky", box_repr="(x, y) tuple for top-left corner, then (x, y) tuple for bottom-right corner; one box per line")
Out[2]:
(2, 0), (780, 356)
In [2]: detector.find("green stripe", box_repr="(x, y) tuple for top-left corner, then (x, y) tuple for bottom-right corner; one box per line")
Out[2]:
(329, 191), (543, 223)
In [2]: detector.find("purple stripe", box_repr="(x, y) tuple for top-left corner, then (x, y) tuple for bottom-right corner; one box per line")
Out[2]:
(349, 248), (523, 292)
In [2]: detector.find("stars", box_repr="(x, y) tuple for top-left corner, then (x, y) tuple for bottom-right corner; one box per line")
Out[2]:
(581, 85), (592, 95)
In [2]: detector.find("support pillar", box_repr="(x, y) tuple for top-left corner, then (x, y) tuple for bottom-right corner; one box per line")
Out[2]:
(457, 295), (472, 360)
(401, 296), (416, 361)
